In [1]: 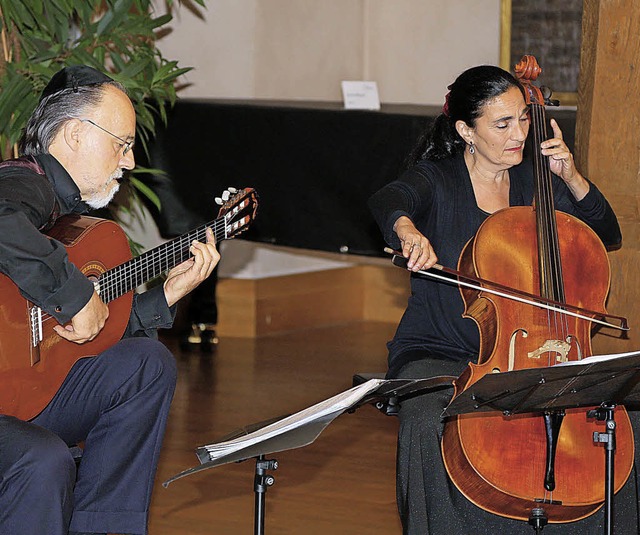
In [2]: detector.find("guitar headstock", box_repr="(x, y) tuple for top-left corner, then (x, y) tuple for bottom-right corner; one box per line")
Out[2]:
(216, 187), (259, 239)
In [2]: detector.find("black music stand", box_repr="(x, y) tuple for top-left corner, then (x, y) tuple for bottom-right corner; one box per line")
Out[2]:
(442, 350), (640, 535)
(163, 375), (454, 534)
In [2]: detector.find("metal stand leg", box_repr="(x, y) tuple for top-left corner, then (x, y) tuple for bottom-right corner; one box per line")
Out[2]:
(254, 455), (278, 535)
(590, 404), (617, 535)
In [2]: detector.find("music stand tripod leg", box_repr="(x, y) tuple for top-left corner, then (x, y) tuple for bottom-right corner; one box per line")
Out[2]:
(589, 404), (617, 535)
(254, 455), (278, 535)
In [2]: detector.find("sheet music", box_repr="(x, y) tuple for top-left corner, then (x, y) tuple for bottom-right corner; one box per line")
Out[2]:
(557, 349), (640, 366)
(199, 379), (387, 463)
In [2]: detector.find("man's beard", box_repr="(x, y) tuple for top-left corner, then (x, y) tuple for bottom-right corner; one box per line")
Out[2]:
(86, 169), (122, 209)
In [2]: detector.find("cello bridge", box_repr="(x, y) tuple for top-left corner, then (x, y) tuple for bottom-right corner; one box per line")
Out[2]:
(528, 339), (571, 363)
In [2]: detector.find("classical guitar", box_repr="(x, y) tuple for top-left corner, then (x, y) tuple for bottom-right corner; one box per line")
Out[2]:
(0, 187), (258, 421)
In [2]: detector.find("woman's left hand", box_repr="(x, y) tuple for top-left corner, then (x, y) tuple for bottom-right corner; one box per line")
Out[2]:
(540, 118), (589, 200)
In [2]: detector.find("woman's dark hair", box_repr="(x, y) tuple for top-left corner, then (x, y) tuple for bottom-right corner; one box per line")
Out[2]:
(406, 65), (523, 166)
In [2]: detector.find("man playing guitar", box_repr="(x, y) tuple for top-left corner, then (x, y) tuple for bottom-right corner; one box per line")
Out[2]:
(0, 65), (220, 535)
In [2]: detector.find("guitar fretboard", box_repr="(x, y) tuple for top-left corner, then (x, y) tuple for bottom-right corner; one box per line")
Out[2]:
(97, 218), (226, 303)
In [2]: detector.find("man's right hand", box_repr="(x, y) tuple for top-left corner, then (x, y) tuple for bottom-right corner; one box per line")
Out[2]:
(53, 291), (109, 344)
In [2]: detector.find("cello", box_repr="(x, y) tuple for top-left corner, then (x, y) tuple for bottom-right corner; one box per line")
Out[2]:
(440, 56), (635, 523)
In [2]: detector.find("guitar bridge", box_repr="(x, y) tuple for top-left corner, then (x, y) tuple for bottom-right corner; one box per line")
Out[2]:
(30, 306), (43, 366)
(30, 305), (43, 348)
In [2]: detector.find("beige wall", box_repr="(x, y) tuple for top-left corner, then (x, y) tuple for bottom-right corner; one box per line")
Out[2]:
(157, 0), (258, 99)
(147, 0), (503, 278)
(155, 0), (502, 105)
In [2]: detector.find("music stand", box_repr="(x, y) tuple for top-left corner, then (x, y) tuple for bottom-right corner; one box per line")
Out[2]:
(163, 375), (454, 534)
(442, 350), (640, 535)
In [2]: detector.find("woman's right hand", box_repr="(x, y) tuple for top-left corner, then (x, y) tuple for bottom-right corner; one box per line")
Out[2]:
(394, 216), (438, 271)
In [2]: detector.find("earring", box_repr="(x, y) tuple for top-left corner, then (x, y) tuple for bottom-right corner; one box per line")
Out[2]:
(469, 142), (475, 155)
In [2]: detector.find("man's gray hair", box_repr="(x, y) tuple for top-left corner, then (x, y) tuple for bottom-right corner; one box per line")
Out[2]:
(19, 80), (126, 156)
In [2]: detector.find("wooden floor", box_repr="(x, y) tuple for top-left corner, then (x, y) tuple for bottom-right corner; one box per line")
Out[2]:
(149, 322), (402, 534)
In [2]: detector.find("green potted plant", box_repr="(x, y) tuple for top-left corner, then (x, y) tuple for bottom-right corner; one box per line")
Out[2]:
(0, 0), (204, 212)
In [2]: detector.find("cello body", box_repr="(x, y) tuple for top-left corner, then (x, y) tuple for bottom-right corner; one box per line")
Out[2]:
(441, 206), (634, 522)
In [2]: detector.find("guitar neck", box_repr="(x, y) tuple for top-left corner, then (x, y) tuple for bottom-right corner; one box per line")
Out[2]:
(97, 217), (226, 304)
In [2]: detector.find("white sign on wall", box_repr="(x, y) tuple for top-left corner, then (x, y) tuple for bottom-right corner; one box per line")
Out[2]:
(341, 81), (380, 110)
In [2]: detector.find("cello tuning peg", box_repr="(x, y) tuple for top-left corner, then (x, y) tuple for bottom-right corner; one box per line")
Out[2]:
(541, 86), (560, 107)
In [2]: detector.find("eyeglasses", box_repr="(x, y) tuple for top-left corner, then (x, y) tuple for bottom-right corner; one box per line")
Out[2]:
(81, 118), (134, 156)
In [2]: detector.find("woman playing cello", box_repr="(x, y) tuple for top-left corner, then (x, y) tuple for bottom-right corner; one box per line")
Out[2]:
(368, 64), (640, 534)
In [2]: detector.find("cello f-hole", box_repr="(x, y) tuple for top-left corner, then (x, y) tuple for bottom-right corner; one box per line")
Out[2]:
(508, 328), (528, 371)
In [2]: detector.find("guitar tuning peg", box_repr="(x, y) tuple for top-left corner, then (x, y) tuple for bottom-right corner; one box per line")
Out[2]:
(214, 197), (223, 205)
(228, 187), (238, 193)
(221, 190), (231, 201)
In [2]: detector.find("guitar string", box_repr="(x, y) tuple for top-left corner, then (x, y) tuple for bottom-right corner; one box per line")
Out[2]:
(100, 219), (224, 301)
(34, 217), (230, 330)
(101, 217), (228, 301)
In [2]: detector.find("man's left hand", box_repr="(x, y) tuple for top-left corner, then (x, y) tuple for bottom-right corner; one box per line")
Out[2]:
(163, 227), (220, 307)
